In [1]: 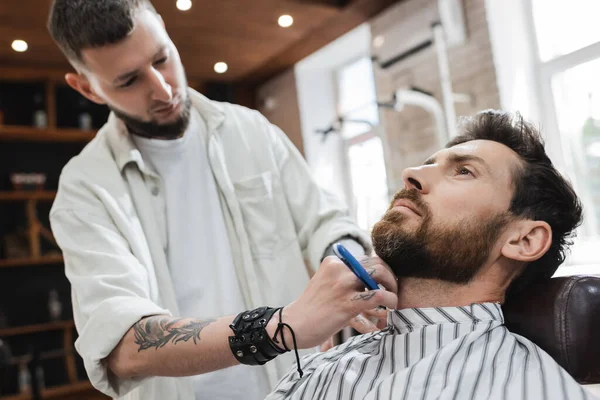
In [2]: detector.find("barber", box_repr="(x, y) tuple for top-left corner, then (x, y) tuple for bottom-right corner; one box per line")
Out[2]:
(46, 0), (395, 399)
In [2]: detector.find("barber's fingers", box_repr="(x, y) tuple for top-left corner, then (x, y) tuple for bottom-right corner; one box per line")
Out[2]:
(320, 336), (335, 352)
(348, 314), (378, 334)
(363, 307), (388, 320)
(350, 289), (397, 313)
(352, 260), (398, 295)
(375, 318), (387, 330)
(361, 307), (390, 330)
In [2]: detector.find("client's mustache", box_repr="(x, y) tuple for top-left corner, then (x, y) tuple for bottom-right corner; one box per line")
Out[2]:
(389, 188), (429, 217)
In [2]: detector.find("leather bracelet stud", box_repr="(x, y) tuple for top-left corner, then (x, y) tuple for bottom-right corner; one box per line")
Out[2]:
(228, 307), (287, 366)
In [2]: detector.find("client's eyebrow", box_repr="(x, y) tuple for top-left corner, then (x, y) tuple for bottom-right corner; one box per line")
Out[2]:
(423, 153), (492, 174)
(423, 156), (436, 165)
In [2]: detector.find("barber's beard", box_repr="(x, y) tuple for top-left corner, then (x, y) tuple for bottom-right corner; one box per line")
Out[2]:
(372, 189), (510, 284)
(109, 94), (192, 140)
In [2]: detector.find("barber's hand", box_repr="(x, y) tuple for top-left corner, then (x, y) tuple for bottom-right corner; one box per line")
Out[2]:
(350, 256), (394, 331)
(349, 307), (390, 333)
(269, 256), (398, 350)
(319, 257), (393, 351)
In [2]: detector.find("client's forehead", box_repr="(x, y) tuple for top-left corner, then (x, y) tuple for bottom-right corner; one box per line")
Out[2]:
(432, 139), (521, 186)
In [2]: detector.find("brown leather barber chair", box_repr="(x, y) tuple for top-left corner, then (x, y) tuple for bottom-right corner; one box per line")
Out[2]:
(503, 275), (600, 388)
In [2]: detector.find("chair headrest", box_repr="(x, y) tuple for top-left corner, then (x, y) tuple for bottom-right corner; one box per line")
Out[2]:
(503, 275), (600, 384)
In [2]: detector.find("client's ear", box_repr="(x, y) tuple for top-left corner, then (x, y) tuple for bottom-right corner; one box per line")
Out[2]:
(501, 220), (552, 262)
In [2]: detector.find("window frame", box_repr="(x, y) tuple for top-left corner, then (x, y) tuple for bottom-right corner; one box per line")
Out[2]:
(334, 56), (394, 230)
(524, 0), (600, 267)
(334, 55), (380, 141)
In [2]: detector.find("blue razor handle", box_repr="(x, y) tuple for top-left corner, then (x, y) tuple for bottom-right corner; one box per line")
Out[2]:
(332, 243), (379, 291)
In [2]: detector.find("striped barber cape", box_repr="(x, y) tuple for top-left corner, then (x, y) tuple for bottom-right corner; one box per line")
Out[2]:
(266, 303), (598, 400)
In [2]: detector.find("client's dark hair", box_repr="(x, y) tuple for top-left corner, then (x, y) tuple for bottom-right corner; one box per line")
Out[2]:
(48, 0), (157, 63)
(448, 110), (583, 295)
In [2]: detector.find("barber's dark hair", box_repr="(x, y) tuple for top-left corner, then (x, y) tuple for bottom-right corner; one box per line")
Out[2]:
(448, 110), (583, 295)
(48, 0), (157, 63)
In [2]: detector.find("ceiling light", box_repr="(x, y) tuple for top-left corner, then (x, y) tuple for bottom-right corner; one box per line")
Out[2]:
(373, 35), (385, 48)
(176, 0), (192, 11)
(278, 15), (293, 28)
(214, 62), (228, 74)
(11, 39), (28, 53)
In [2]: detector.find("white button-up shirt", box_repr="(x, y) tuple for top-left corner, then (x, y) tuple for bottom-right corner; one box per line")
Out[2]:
(267, 303), (598, 400)
(49, 89), (371, 399)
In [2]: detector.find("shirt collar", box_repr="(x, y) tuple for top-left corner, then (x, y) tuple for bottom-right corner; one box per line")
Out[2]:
(388, 303), (504, 334)
(103, 88), (226, 175)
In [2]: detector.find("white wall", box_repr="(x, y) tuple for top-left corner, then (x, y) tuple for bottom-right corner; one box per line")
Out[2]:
(485, 0), (543, 125)
(294, 23), (372, 206)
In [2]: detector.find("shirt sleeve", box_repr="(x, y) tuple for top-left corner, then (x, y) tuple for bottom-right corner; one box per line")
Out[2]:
(321, 236), (367, 260)
(50, 207), (171, 397)
(258, 114), (372, 273)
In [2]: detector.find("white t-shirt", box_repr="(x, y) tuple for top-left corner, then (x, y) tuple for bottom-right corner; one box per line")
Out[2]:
(132, 110), (271, 400)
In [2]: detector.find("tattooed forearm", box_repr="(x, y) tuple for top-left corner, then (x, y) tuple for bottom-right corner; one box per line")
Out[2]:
(133, 317), (215, 352)
(351, 291), (376, 301)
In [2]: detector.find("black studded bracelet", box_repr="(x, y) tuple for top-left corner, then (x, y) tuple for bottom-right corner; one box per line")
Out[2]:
(228, 306), (304, 378)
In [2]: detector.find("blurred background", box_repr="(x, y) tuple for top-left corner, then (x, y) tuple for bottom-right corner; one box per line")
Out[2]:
(0, 0), (599, 398)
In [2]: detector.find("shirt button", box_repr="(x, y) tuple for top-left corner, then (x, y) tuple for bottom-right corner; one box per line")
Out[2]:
(151, 186), (160, 196)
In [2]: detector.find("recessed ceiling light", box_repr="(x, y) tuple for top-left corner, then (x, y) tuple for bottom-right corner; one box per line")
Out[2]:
(278, 15), (293, 28)
(11, 39), (28, 53)
(373, 35), (385, 48)
(176, 0), (192, 11)
(214, 62), (228, 74)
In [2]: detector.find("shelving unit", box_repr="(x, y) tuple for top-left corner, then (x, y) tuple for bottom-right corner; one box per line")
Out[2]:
(0, 255), (63, 269)
(0, 320), (74, 338)
(0, 320), (82, 400)
(0, 190), (57, 264)
(0, 66), (98, 145)
(0, 126), (95, 143)
(0, 381), (100, 400)
(0, 66), (107, 399)
(0, 191), (57, 202)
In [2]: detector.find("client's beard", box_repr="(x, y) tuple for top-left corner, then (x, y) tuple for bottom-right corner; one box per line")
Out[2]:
(372, 189), (510, 284)
(109, 94), (192, 140)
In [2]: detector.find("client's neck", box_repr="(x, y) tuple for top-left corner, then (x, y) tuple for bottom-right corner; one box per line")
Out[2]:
(396, 276), (506, 310)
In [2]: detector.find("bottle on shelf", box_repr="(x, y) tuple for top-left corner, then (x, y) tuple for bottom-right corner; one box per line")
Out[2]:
(0, 338), (11, 368)
(77, 97), (93, 130)
(0, 95), (4, 126)
(0, 338), (11, 394)
(18, 361), (31, 394)
(48, 289), (63, 321)
(33, 93), (47, 129)
(35, 364), (45, 391)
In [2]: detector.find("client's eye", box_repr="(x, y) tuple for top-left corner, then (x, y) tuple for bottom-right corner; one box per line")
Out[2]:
(455, 166), (474, 176)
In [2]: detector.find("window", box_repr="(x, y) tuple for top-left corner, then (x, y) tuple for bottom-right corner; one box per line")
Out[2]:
(336, 57), (379, 139)
(550, 58), (600, 264)
(347, 136), (389, 231)
(532, 0), (600, 62)
(336, 57), (389, 231)
(529, 1), (600, 267)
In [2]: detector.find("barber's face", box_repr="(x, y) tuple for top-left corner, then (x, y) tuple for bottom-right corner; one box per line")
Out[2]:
(68, 8), (190, 138)
(372, 140), (520, 283)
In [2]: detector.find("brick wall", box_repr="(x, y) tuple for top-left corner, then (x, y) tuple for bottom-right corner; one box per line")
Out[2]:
(256, 69), (305, 155)
(371, 0), (501, 189)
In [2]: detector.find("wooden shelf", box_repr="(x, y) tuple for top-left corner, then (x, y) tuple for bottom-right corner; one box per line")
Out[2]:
(0, 381), (105, 400)
(0, 66), (72, 83)
(0, 320), (74, 338)
(0, 255), (63, 268)
(44, 381), (98, 399)
(0, 191), (56, 202)
(0, 125), (96, 143)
